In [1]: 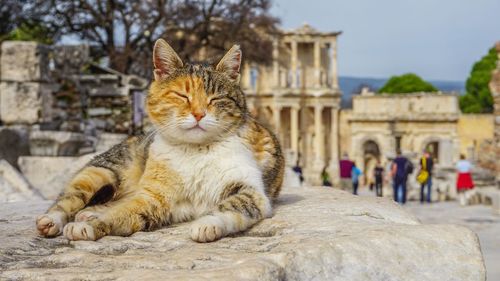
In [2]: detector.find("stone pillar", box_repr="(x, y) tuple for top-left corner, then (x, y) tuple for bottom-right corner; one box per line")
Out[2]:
(328, 108), (340, 178)
(314, 104), (324, 165)
(290, 40), (298, 89)
(272, 38), (280, 89)
(241, 62), (252, 90)
(273, 105), (282, 140)
(313, 40), (321, 88)
(330, 38), (339, 89)
(290, 106), (299, 163)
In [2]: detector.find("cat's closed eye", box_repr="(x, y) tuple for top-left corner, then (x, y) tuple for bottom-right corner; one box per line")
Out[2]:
(169, 91), (190, 103)
(208, 97), (224, 105)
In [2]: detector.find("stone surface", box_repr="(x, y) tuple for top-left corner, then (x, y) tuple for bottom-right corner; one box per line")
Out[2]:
(95, 133), (127, 152)
(0, 187), (485, 280)
(29, 130), (93, 156)
(0, 81), (53, 124)
(0, 126), (30, 169)
(404, 200), (500, 281)
(0, 159), (43, 202)
(0, 41), (50, 82)
(18, 153), (96, 200)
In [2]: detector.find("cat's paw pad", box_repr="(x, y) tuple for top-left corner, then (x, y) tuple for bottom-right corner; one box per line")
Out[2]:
(75, 210), (99, 222)
(63, 222), (96, 241)
(36, 212), (65, 237)
(190, 215), (226, 243)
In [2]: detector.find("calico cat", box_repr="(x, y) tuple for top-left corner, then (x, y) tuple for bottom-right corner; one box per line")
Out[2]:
(35, 39), (284, 243)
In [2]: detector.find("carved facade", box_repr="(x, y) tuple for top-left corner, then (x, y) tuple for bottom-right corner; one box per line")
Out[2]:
(241, 24), (342, 183)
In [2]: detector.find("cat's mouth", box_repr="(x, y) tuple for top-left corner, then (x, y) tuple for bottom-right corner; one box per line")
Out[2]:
(187, 124), (207, 132)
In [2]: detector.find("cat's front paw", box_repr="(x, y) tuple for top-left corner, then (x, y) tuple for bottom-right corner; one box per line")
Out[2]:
(75, 210), (99, 222)
(36, 212), (66, 237)
(190, 215), (227, 243)
(63, 222), (96, 241)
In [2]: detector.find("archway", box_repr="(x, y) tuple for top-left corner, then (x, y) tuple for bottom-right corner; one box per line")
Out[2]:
(362, 140), (381, 186)
(424, 141), (439, 164)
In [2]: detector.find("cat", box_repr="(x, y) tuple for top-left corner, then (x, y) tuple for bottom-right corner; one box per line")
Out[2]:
(35, 39), (284, 243)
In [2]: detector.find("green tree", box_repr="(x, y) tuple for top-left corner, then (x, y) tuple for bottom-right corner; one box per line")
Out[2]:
(460, 47), (497, 113)
(378, 73), (438, 94)
(6, 21), (55, 45)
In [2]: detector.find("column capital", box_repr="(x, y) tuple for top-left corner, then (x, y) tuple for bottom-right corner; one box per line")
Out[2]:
(314, 104), (324, 111)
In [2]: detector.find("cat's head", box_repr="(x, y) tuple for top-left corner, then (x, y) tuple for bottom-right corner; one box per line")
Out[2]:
(147, 39), (247, 145)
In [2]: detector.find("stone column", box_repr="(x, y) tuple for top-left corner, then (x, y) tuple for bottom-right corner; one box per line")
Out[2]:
(328, 108), (340, 177)
(273, 105), (282, 140)
(313, 40), (321, 88)
(330, 38), (339, 89)
(272, 38), (280, 89)
(241, 62), (252, 90)
(290, 106), (299, 163)
(314, 104), (324, 164)
(290, 40), (298, 89)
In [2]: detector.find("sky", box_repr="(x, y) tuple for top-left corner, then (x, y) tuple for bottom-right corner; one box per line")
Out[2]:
(271, 0), (500, 81)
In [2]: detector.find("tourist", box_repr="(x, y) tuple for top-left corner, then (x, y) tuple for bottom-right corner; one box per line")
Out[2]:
(391, 150), (410, 204)
(351, 163), (362, 195)
(418, 151), (434, 203)
(321, 166), (332, 187)
(292, 160), (304, 185)
(456, 154), (475, 206)
(339, 153), (354, 191)
(373, 160), (384, 197)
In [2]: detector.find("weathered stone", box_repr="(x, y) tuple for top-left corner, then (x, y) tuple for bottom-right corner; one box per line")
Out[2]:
(0, 41), (51, 82)
(18, 154), (96, 200)
(0, 159), (43, 202)
(0, 126), (30, 169)
(95, 133), (127, 152)
(29, 130), (93, 156)
(0, 187), (485, 280)
(0, 81), (53, 124)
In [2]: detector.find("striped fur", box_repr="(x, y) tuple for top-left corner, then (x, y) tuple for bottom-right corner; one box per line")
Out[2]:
(36, 39), (284, 243)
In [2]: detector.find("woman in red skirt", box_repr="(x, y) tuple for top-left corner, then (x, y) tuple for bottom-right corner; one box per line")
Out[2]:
(456, 154), (474, 205)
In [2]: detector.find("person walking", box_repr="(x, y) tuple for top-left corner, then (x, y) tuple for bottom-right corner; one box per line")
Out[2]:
(373, 160), (384, 197)
(456, 154), (474, 206)
(417, 151), (434, 203)
(391, 150), (410, 204)
(351, 163), (362, 195)
(339, 153), (354, 191)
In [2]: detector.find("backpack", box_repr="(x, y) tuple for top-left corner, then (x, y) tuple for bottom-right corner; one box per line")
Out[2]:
(405, 160), (414, 175)
(417, 157), (429, 184)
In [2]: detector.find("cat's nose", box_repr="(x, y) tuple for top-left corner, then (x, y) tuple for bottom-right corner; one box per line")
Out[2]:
(192, 112), (206, 122)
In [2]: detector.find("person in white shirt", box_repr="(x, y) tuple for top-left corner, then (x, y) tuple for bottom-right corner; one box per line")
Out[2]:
(456, 154), (474, 205)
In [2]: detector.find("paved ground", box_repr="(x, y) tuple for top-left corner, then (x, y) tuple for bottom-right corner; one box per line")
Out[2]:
(358, 187), (500, 281)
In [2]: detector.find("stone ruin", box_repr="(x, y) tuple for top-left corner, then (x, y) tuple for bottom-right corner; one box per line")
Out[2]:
(0, 41), (147, 202)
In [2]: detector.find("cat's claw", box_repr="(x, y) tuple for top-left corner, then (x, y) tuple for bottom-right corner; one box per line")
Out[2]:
(190, 215), (226, 243)
(36, 212), (65, 237)
(63, 222), (96, 241)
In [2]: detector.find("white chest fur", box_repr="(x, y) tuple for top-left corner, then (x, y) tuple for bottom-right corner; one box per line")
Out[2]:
(150, 134), (265, 220)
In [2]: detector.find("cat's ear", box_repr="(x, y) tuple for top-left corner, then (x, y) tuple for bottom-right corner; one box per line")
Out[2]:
(153, 39), (183, 81)
(216, 45), (242, 82)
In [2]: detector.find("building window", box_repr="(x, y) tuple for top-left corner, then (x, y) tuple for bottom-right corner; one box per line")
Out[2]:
(395, 136), (402, 152)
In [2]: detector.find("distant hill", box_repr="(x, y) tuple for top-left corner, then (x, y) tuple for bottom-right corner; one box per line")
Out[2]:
(338, 76), (465, 108)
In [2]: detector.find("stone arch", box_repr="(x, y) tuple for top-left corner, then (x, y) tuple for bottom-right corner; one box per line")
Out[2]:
(421, 137), (441, 163)
(361, 139), (382, 185)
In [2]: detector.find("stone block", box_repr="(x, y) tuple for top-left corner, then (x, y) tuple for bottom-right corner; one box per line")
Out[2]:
(29, 130), (91, 156)
(0, 41), (51, 82)
(0, 126), (30, 169)
(0, 159), (42, 202)
(0, 82), (53, 124)
(18, 154), (95, 199)
(0, 187), (486, 280)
